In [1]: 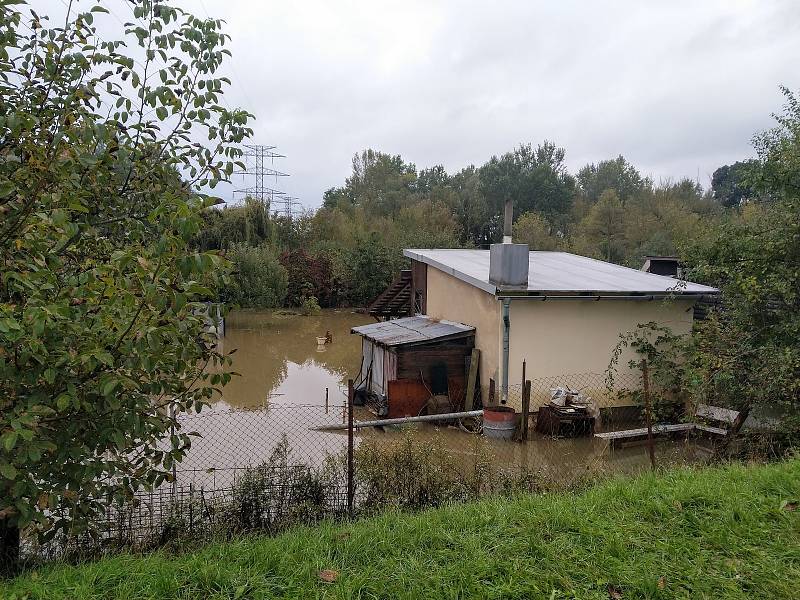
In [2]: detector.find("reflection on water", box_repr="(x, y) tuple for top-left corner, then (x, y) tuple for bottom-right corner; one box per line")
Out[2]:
(213, 309), (373, 409)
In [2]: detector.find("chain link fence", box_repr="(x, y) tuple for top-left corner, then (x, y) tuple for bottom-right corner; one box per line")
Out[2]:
(22, 370), (728, 564)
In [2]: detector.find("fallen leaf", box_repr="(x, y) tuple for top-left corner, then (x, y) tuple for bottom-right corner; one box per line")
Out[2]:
(336, 531), (351, 540)
(607, 584), (623, 599)
(780, 500), (798, 511)
(657, 576), (666, 589)
(318, 569), (339, 584)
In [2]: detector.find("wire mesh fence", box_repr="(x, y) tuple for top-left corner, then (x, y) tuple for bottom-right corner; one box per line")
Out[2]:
(21, 370), (727, 565)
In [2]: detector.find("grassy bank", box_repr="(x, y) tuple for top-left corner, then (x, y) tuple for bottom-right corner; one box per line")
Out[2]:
(4, 460), (800, 599)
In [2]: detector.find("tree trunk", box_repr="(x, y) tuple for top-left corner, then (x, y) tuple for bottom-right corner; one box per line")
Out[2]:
(0, 519), (20, 576)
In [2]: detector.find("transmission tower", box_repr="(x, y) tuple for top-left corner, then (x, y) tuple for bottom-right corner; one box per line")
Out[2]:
(275, 195), (302, 219)
(234, 144), (288, 208)
(234, 144), (302, 218)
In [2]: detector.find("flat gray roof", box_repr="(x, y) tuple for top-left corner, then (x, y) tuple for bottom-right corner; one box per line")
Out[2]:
(351, 315), (475, 347)
(404, 249), (719, 296)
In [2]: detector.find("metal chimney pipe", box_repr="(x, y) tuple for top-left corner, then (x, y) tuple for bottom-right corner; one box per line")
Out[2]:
(503, 199), (513, 243)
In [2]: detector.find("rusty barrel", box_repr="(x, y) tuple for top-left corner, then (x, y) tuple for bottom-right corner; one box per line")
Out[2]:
(483, 406), (518, 439)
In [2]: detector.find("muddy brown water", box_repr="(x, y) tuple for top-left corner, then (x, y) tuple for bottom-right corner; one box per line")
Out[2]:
(175, 309), (707, 488)
(212, 309), (373, 409)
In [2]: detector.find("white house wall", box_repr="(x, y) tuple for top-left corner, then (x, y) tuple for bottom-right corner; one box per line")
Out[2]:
(425, 264), (696, 409)
(506, 298), (696, 409)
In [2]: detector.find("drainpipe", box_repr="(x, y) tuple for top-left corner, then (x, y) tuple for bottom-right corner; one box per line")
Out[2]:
(501, 298), (510, 404)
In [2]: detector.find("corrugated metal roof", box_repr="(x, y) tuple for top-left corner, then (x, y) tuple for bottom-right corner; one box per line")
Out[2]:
(351, 316), (475, 347)
(403, 249), (719, 296)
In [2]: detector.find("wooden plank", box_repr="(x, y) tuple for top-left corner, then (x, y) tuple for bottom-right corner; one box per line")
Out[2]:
(464, 348), (480, 411)
(595, 423), (694, 440)
(695, 424), (728, 436)
(696, 403), (739, 425)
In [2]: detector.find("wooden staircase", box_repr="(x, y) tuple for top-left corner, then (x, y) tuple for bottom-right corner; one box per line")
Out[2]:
(368, 270), (412, 320)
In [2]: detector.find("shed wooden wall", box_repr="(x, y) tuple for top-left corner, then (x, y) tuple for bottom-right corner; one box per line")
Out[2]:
(395, 339), (473, 406)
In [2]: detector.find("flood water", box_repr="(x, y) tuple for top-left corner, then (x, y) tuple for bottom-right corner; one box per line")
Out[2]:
(174, 309), (707, 489)
(213, 309), (373, 409)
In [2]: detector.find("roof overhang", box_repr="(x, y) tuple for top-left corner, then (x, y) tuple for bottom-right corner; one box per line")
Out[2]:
(404, 249), (497, 294)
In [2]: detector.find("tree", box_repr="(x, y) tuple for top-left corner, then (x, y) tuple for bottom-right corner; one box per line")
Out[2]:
(513, 211), (560, 250)
(577, 155), (647, 204)
(279, 249), (336, 307)
(324, 149), (417, 216)
(682, 88), (800, 435)
(0, 1), (251, 568)
(223, 244), (287, 309)
(574, 189), (627, 262)
(711, 160), (758, 207)
(344, 233), (395, 306)
(478, 142), (575, 232)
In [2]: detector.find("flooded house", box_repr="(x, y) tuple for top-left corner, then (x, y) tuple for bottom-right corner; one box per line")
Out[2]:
(363, 208), (718, 415)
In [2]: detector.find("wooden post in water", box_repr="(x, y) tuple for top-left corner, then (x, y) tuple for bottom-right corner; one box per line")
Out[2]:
(347, 379), (355, 517)
(522, 381), (531, 442)
(642, 359), (656, 471)
(465, 348), (480, 411)
(325, 387), (329, 414)
(520, 360), (530, 441)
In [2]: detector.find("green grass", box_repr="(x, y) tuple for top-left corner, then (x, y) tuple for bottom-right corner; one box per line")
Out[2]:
(3, 460), (800, 599)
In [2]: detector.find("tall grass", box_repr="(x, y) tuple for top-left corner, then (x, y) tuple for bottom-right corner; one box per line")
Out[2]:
(3, 459), (799, 599)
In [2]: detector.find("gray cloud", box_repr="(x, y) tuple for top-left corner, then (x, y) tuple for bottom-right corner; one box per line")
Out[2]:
(33, 0), (800, 206)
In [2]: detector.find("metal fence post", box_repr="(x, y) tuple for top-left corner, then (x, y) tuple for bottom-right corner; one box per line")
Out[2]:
(347, 379), (354, 517)
(642, 359), (656, 471)
(169, 401), (177, 500)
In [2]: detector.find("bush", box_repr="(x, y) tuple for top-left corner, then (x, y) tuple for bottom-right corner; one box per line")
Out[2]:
(222, 243), (288, 308)
(299, 296), (321, 316)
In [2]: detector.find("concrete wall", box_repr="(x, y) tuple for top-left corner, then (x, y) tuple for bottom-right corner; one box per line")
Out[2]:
(425, 266), (500, 401)
(506, 298), (696, 409)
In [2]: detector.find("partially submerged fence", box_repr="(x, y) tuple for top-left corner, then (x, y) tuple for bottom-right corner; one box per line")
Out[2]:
(19, 370), (726, 565)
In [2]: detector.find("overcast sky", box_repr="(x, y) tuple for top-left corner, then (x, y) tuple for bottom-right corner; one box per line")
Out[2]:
(37, 1), (800, 207)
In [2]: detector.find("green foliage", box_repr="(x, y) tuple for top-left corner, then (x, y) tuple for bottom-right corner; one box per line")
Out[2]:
(343, 233), (396, 305)
(606, 322), (688, 421)
(711, 160), (759, 207)
(478, 141), (576, 233)
(4, 460), (800, 599)
(0, 0), (251, 545)
(682, 90), (799, 428)
(299, 296), (321, 316)
(198, 144), (728, 303)
(574, 189), (627, 262)
(222, 243), (287, 309)
(512, 211), (561, 250)
(577, 155), (649, 204)
(195, 198), (273, 250)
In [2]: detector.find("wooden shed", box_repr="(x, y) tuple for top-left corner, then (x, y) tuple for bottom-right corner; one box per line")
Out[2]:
(351, 316), (475, 418)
